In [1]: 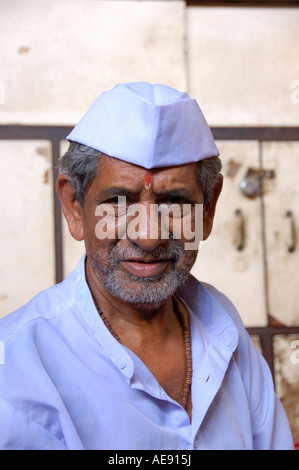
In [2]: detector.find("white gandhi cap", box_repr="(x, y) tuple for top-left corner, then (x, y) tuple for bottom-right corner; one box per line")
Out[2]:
(67, 82), (219, 169)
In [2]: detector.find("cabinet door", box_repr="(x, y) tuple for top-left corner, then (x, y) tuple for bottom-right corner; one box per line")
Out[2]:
(262, 142), (299, 326)
(191, 141), (267, 327)
(0, 140), (55, 318)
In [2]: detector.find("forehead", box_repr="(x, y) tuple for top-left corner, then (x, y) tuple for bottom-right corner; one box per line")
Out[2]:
(93, 156), (200, 192)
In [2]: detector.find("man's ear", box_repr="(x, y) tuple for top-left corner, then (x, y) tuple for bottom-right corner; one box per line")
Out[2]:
(203, 174), (223, 241)
(56, 174), (84, 241)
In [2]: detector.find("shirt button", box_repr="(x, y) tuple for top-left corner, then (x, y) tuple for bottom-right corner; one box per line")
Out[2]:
(119, 360), (127, 370)
(225, 330), (236, 348)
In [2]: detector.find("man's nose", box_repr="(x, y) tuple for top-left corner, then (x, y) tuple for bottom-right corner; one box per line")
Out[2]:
(126, 202), (168, 251)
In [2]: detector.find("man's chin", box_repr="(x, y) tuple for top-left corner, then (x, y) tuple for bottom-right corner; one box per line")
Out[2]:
(101, 267), (190, 310)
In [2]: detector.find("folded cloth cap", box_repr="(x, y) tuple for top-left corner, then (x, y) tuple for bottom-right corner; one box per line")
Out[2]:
(67, 82), (219, 168)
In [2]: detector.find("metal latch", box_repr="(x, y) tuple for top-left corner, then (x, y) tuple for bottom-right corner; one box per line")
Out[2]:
(240, 167), (275, 198)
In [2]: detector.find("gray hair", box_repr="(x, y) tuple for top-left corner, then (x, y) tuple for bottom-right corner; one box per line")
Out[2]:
(59, 141), (221, 206)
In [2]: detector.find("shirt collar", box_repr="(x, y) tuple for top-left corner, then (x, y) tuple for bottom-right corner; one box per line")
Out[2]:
(72, 256), (239, 378)
(177, 274), (239, 353)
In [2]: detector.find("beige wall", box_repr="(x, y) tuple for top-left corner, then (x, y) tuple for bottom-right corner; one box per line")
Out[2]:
(0, 0), (186, 124)
(0, 0), (299, 441)
(187, 6), (299, 125)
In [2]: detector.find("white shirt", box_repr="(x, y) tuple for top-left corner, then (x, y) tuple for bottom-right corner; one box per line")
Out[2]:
(0, 256), (294, 450)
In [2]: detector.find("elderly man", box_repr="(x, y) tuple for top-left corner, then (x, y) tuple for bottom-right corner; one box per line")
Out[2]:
(0, 82), (294, 450)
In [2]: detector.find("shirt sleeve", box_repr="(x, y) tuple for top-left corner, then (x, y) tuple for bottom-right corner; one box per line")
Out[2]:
(0, 397), (67, 450)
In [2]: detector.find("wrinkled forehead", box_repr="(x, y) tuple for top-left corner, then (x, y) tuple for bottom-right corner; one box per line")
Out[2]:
(93, 155), (201, 196)
(86, 157), (202, 203)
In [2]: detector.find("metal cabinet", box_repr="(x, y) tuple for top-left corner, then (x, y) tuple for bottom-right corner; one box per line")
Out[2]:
(0, 139), (55, 316)
(192, 130), (299, 441)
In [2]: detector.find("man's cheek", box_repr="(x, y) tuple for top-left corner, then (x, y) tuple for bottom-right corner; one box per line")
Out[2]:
(181, 206), (203, 251)
(94, 205), (117, 241)
(176, 249), (198, 273)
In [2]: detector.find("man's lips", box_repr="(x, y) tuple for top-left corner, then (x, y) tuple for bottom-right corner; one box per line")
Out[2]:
(119, 258), (170, 277)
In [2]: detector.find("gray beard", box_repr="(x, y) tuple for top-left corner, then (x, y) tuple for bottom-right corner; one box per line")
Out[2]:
(88, 242), (197, 308)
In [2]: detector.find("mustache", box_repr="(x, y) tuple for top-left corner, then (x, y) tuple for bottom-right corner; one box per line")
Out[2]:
(109, 241), (183, 264)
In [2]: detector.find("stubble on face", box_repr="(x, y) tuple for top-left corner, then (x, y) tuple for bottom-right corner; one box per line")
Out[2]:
(87, 240), (198, 310)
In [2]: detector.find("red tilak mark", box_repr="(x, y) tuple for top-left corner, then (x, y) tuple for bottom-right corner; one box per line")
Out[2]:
(144, 173), (152, 190)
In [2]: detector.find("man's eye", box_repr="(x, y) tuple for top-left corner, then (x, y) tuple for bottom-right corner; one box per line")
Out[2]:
(158, 199), (194, 219)
(160, 197), (193, 207)
(158, 202), (183, 219)
(165, 198), (185, 205)
(105, 197), (120, 205)
(103, 197), (135, 217)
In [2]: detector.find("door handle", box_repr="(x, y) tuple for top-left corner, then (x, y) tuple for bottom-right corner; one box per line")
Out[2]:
(285, 210), (296, 253)
(234, 208), (245, 251)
